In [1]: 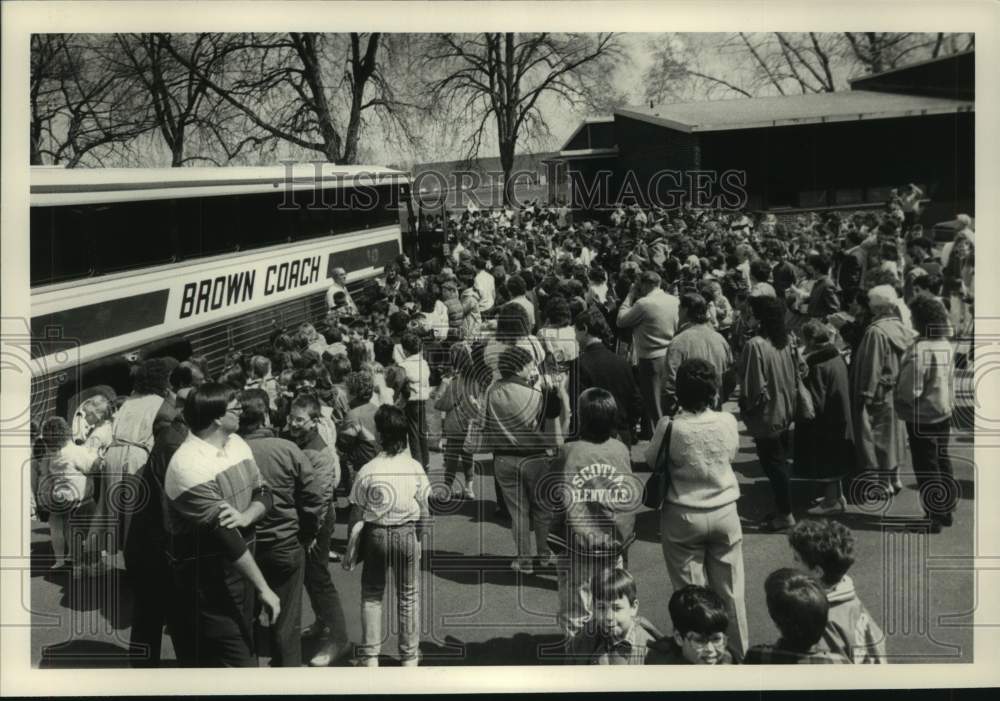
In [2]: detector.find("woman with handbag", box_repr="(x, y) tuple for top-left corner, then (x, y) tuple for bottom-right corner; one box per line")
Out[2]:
(736, 295), (800, 533)
(481, 345), (556, 574)
(645, 358), (748, 658)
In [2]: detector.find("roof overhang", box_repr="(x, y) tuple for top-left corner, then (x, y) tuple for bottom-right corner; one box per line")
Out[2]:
(615, 99), (974, 134)
(557, 147), (619, 160)
(557, 116), (615, 152)
(847, 49), (974, 86)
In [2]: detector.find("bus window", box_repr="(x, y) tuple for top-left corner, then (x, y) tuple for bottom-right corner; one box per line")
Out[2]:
(30, 206), (96, 286)
(92, 200), (177, 275)
(234, 191), (293, 249)
(195, 194), (240, 257)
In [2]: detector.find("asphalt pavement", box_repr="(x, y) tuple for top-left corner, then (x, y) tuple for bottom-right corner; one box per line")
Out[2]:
(30, 401), (974, 668)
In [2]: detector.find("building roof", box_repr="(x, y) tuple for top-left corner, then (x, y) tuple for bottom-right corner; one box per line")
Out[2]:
(848, 49), (973, 101)
(558, 116), (615, 152)
(616, 90), (973, 134)
(847, 49), (973, 87)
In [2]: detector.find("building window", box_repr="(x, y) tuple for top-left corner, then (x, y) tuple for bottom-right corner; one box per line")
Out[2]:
(799, 190), (828, 208)
(866, 186), (894, 204)
(834, 188), (864, 206)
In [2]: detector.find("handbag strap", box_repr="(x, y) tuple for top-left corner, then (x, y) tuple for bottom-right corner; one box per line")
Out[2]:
(653, 420), (674, 476)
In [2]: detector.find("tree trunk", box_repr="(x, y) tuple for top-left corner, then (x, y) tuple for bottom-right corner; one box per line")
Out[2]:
(30, 122), (44, 165)
(500, 140), (516, 206)
(170, 141), (184, 166)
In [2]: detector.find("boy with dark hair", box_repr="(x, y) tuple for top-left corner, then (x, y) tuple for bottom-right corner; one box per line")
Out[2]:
(565, 568), (666, 665)
(789, 520), (886, 663)
(744, 569), (851, 664)
(658, 585), (738, 664)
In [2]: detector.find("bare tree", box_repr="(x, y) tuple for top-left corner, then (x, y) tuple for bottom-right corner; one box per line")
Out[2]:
(30, 34), (154, 167)
(645, 32), (975, 104)
(163, 32), (421, 165)
(423, 32), (623, 205)
(108, 34), (271, 166)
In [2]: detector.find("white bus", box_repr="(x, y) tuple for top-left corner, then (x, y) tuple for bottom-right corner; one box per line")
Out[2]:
(29, 164), (414, 424)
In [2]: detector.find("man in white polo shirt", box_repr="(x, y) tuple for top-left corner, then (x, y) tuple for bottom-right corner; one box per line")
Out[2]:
(326, 266), (358, 315)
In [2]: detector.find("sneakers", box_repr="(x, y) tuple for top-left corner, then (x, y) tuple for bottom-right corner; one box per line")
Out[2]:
(807, 496), (847, 516)
(510, 558), (534, 575)
(309, 641), (335, 667)
(301, 622), (329, 640)
(537, 552), (558, 568)
(463, 484), (476, 500)
(759, 514), (796, 533)
(309, 641), (351, 667)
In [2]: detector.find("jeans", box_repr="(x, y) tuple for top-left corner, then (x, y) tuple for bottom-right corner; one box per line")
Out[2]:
(304, 503), (348, 648)
(637, 356), (668, 430)
(557, 551), (623, 637)
(753, 430), (793, 517)
(442, 437), (474, 489)
(905, 420), (956, 522)
(493, 454), (552, 562)
(256, 537), (306, 667)
(660, 501), (749, 657)
(405, 400), (430, 470)
(359, 523), (421, 664)
(170, 552), (257, 667)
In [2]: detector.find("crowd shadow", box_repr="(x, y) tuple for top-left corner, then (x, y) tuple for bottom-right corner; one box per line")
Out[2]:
(38, 639), (140, 668)
(425, 549), (558, 592)
(418, 632), (566, 666)
(30, 537), (134, 631)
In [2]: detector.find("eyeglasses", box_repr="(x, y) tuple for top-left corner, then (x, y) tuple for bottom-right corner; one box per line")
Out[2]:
(226, 404), (243, 416)
(684, 632), (727, 649)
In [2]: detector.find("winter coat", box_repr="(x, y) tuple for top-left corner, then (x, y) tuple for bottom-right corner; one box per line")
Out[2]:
(793, 345), (855, 480)
(850, 314), (912, 472)
(737, 336), (798, 439)
(819, 575), (887, 664)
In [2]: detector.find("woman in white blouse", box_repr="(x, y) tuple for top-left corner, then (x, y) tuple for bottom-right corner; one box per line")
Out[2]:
(645, 357), (748, 658)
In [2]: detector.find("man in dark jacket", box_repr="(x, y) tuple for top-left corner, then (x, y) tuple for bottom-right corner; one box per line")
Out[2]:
(286, 392), (349, 667)
(575, 308), (643, 446)
(805, 252), (841, 321)
(123, 399), (189, 667)
(239, 389), (326, 666)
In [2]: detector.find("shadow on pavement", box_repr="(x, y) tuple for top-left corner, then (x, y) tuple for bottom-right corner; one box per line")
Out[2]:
(426, 550), (558, 591)
(38, 639), (137, 668)
(418, 632), (566, 666)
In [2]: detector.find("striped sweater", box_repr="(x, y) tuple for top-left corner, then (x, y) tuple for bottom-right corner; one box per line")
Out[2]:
(164, 432), (271, 562)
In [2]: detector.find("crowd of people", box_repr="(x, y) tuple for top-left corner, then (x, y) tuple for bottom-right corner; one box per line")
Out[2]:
(29, 188), (974, 667)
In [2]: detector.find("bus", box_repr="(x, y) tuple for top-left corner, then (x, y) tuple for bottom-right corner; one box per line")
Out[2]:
(29, 164), (414, 427)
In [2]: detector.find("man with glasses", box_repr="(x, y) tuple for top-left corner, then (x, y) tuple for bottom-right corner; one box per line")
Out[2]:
(238, 389), (326, 667)
(163, 383), (279, 667)
(286, 393), (350, 667)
